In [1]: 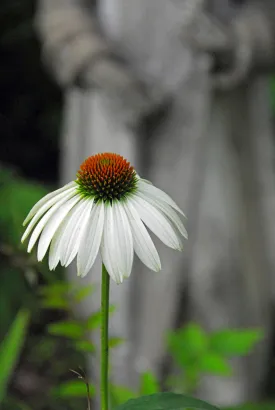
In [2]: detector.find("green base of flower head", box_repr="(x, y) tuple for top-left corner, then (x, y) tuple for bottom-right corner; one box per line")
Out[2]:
(76, 175), (138, 204)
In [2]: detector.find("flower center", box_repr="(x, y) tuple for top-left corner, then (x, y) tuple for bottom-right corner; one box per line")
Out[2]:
(76, 153), (138, 203)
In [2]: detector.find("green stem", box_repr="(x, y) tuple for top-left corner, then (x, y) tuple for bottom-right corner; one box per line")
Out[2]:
(101, 263), (110, 410)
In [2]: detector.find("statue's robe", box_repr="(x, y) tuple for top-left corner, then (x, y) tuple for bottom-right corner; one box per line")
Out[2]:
(35, 0), (275, 406)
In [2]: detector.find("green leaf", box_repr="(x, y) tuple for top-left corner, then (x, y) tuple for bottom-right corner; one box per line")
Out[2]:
(39, 281), (71, 297)
(4, 397), (33, 410)
(74, 340), (95, 353)
(167, 323), (208, 368)
(109, 337), (124, 349)
(111, 385), (137, 407)
(114, 392), (220, 410)
(30, 337), (56, 362)
(199, 353), (232, 376)
(109, 304), (116, 315)
(0, 170), (48, 247)
(51, 380), (95, 398)
(209, 329), (263, 357)
(73, 284), (94, 303)
(225, 404), (275, 410)
(86, 311), (102, 330)
(140, 372), (160, 395)
(86, 305), (116, 330)
(41, 296), (69, 310)
(270, 77), (275, 112)
(0, 309), (30, 403)
(0, 266), (29, 341)
(47, 321), (85, 339)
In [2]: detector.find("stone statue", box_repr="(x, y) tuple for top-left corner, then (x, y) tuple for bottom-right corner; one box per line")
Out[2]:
(35, 0), (275, 406)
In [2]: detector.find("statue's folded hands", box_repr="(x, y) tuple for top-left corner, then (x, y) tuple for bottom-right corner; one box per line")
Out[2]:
(182, 2), (275, 89)
(82, 55), (168, 130)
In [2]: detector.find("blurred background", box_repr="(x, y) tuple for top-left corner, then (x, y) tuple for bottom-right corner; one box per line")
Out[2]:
(2, 1), (275, 409)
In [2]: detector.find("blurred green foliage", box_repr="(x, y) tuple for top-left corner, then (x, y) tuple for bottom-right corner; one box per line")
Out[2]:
(0, 309), (30, 403)
(167, 323), (264, 395)
(0, 168), (87, 410)
(110, 372), (160, 408)
(0, 168), (47, 337)
(110, 327), (273, 410)
(0, 167), (48, 247)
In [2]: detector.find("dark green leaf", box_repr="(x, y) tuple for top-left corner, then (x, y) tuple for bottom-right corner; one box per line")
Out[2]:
(114, 392), (220, 410)
(0, 170), (47, 247)
(4, 397), (33, 410)
(270, 77), (275, 112)
(225, 404), (275, 410)
(0, 309), (30, 403)
(30, 337), (56, 362)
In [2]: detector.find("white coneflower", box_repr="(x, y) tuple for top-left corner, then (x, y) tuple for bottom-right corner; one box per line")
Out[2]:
(21, 153), (187, 284)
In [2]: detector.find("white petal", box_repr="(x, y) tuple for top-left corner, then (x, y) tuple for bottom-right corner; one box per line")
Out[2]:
(137, 176), (152, 185)
(61, 199), (93, 267)
(138, 179), (186, 217)
(37, 195), (81, 261)
(48, 199), (88, 270)
(123, 201), (161, 272)
(130, 195), (183, 251)
(48, 221), (67, 270)
(26, 190), (78, 252)
(21, 186), (77, 243)
(136, 192), (188, 239)
(77, 202), (105, 278)
(112, 202), (133, 278)
(23, 181), (76, 226)
(100, 205), (123, 284)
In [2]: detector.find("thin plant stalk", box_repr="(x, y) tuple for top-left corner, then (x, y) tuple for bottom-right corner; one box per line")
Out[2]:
(101, 263), (110, 410)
